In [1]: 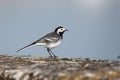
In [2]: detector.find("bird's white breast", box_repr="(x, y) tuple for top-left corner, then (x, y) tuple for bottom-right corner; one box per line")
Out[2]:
(46, 40), (61, 49)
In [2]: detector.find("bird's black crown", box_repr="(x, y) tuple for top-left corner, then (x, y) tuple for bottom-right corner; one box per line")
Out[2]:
(54, 26), (63, 32)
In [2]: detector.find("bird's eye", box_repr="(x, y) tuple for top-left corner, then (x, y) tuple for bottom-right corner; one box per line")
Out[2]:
(61, 28), (63, 31)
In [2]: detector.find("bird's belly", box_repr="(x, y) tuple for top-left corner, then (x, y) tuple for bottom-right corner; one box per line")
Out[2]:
(46, 40), (61, 49)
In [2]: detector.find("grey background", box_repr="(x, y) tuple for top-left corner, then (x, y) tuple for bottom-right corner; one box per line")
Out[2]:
(0, 0), (120, 60)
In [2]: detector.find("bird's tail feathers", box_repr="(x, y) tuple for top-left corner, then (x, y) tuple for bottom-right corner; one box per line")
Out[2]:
(16, 42), (35, 52)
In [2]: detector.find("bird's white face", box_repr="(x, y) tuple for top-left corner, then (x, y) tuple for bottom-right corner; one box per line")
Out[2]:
(57, 27), (67, 34)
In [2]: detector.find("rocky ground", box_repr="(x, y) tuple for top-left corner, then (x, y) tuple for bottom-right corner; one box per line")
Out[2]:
(0, 55), (120, 80)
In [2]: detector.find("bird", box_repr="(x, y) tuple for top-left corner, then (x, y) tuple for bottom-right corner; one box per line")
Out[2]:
(16, 26), (68, 58)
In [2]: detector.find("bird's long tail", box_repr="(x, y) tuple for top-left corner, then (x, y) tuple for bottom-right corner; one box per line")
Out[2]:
(16, 42), (36, 52)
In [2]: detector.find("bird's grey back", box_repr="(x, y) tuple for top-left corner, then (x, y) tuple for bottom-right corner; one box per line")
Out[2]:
(35, 31), (61, 44)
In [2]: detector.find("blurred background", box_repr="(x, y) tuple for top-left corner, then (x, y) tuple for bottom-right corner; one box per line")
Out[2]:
(0, 0), (120, 60)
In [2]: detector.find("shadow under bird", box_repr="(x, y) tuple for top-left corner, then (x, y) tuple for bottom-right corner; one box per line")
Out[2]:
(16, 26), (68, 58)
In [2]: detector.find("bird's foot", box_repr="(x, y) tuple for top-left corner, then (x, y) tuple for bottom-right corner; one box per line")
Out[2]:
(48, 56), (53, 58)
(53, 55), (58, 58)
(48, 55), (58, 59)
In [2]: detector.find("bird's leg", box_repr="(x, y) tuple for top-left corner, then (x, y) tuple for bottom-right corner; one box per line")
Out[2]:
(47, 48), (53, 57)
(49, 49), (57, 58)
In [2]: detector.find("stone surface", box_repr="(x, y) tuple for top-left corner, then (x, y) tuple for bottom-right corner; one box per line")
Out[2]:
(0, 55), (120, 80)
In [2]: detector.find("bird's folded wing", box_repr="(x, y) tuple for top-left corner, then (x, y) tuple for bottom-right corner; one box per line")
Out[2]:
(44, 37), (59, 42)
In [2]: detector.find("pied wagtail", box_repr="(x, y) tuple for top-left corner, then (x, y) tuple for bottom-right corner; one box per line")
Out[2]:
(16, 26), (68, 58)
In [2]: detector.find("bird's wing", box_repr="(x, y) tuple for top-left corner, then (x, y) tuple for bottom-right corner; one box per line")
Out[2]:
(37, 32), (59, 43)
(44, 37), (59, 43)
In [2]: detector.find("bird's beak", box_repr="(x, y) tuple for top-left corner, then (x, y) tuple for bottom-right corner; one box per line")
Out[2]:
(65, 29), (68, 31)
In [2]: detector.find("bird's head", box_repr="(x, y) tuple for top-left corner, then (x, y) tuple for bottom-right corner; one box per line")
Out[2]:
(55, 26), (68, 35)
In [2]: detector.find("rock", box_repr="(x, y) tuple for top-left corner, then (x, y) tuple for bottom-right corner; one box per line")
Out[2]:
(0, 55), (120, 80)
